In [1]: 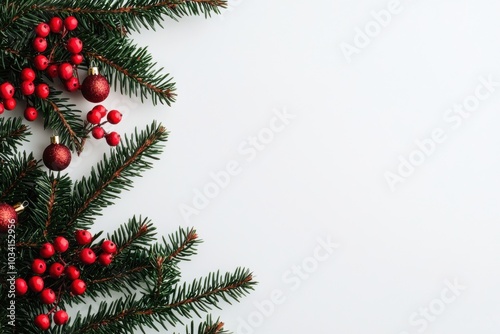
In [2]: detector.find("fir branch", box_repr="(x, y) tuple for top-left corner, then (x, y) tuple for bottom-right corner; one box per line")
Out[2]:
(0, 151), (41, 203)
(0, 117), (30, 154)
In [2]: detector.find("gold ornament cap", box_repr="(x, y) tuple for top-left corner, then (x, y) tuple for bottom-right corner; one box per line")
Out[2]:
(50, 135), (60, 144)
(13, 201), (28, 214)
(88, 67), (99, 75)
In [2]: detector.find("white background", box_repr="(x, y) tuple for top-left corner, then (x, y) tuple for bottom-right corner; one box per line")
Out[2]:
(23, 0), (500, 333)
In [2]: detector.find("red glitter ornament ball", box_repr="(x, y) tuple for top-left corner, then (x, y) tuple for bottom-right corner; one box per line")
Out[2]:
(81, 67), (110, 103)
(0, 202), (23, 233)
(42, 136), (72, 171)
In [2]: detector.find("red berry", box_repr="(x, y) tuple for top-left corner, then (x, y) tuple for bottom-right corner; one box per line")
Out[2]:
(0, 103), (4, 114)
(49, 262), (65, 278)
(98, 253), (113, 266)
(54, 310), (69, 325)
(15, 278), (28, 296)
(36, 83), (50, 99)
(92, 126), (105, 139)
(32, 37), (48, 52)
(49, 17), (63, 33)
(67, 37), (83, 54)
(65, 265), (80, 280)
(107, 110), (122, 124)
(32, 259), (47, 274)
(65, 77), (80, 92)
(34, 314), (51, 331)
(64, 16), (78, 31)
(53, 236), (69, 253)
(35, 23), (50, 37)
(58, 63), (74, 81)
(39, 242), (55, 258)
(87, 110), (102, 125)
(24, 107), (38, 121)
(70, 53), (84, 65)
(0, 82), (15, 99)
(46, 64), (59, 78)
(105, 132), (120, 147)
(4, 98), (16, 111)
(20, 81), (35, 96)
(70, 279), (86, 295)
(40, 288), (56, 304)
(34, 55), (49, 70)
(28, 276), (45, 292)
(80, 248), (96, 265)
(101, 240), (117, 254)
(20, 68), (36, 82)
(75, 230), (92, 245)
(92, 105), (107, 117)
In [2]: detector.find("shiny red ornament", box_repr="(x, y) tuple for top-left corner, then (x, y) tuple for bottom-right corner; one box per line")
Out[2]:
(43, 136), (72, 171)
(24, 107), (38, 122)
(54, 310), (69, 325)
(34, 314), (51, 331)
(81, 67), (110, 103)
(0, 202), (25, 233)
(28, 276), (45, 293)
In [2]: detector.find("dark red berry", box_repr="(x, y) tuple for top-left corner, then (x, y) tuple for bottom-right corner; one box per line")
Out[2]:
(80, 248), (96, 265)
(0, 103), (4, 114)
(35, 23), (50, 37)
(15, 278), (28, 296)
(70, 279), (86, 295)
(65, 265), (80, 280)
(107, 110), (122, 124)
(0, 82), (15, 99)
(70, 53), (84, 65)
(75, 230), (92, 245)
(20, 68), (36, 82)
(34, 314), (51, 331)
(105, 132), (120, 147)
(34, 55), (49, 70)
(20, 81), (35, 96)
(54, 310), (69, 325)
(53, 236), (69, 253)
(101, 240), (117, 254)
(92, 105), (107, 117)
(87, 110), (102, 125)
(98, 253), (113, 266)
(92, 126), (105, 139)
(32, 259), (46, 274)
(24, 107), (38, 121)
(40, 288), (56, 304)
(65, 77), (80, 92)
(28, 276), (44, 293)
(64, 16), (78, 31)
(49, 17), (63, 33)
(58, 63), (74, 81)
(46, 64), (59, 78)
(3, 98), (16, 111)
(35, 83), (50, 99)
(32, 37), (48, 52)
(67, 37), (83, 54)
(49, 263), (65, 278)
(39, 242), (55, 258)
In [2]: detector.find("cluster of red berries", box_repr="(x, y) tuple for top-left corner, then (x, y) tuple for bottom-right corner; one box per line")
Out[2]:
(87, 105), (122, 146)
(14, 230), (118, 330)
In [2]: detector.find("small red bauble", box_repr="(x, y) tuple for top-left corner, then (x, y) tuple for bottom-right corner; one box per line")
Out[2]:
(107, 110), (122, 124)
(20, 68), (36, 82)
(34, 55), (49, 70)
(24, 107), (38, 122)
(87, 110), (102, 125)
(0, 82), (15, 99)
(64, 16), (78, 31)
(40, 242), (55, 258)
(92, 126), (105, 139)
(98, 253), (113, 266)
(36, 83), (50, 99)
(32, 259), (47, 274)
(105, 132), (120, 147)
(75, 230), (92, 245)
(49, 262), (65, 278)
(102, 240), (117, 254)
(49, 17), (63, 33)
(65, 265), (80, 280)
(54, 310), (69, 325)
(28, 276), (45, 292)
(3, 98), (16, 111)
(81, 67), (110, 103)
(70, 53), (84, 65)
(53, 236), (69, 253)
(32, 37), (48, 53)
(20, 81), (35, 96)
(15, 278), (28, 296)
(80, 248), (96, 265)
(0, 103), (4, 114)
(65, 77), (80, 92)
(58, 63), (74, 81)
(35, 23), (50, 37)
(34, 314), (51, 331)
(40, 288), (56, 304)
(43, 136), (72, 171)
(70, 279), (86, 295)
(67, 37), (83, 54)
(46, 64), (59, 78)
(0, 202), (18, 233)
